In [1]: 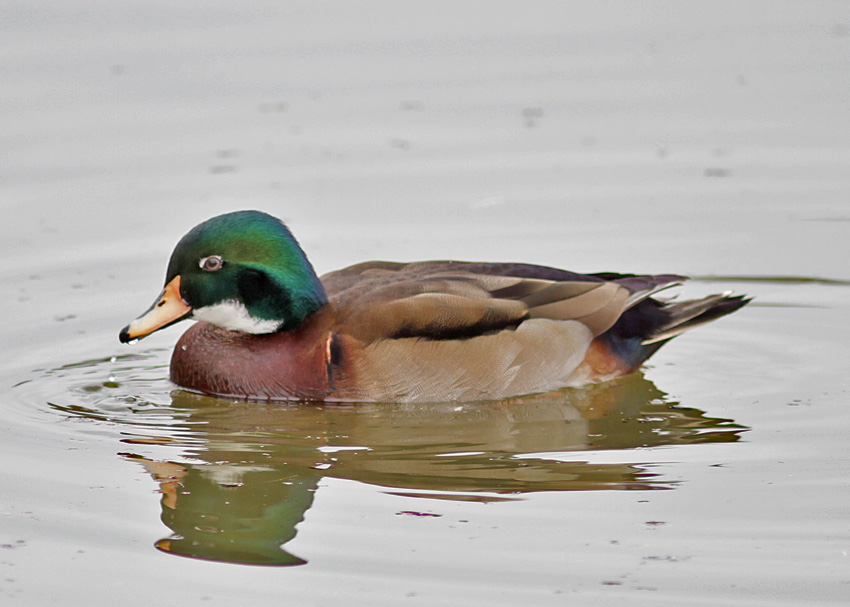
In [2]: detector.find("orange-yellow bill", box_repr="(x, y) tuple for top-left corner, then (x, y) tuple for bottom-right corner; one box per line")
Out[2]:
(119, 275), (192, 342)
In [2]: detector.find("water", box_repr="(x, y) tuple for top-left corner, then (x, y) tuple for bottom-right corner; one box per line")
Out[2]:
(2, 2), (850, 605)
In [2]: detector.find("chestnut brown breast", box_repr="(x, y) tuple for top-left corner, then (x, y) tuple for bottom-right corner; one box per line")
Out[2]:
(170, 310), (353, 401)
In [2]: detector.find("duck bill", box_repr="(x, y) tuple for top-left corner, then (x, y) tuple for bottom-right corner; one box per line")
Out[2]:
(119, 275), (192, 343)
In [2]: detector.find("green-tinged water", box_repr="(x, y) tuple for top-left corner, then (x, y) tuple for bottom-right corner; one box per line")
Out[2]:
(3, 2), (850, 605)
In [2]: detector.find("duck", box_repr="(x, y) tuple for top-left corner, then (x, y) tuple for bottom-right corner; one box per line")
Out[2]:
(119, 210), (749, 403)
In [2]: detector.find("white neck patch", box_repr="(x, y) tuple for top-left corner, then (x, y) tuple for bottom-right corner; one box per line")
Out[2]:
(192, 300), (281, 334)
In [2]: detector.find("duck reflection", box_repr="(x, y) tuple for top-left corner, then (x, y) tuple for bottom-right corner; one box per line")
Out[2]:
(114, 374), (743, 566)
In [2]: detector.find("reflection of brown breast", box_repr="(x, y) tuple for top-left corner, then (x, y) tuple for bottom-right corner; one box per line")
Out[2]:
(170, 308), (353, 401)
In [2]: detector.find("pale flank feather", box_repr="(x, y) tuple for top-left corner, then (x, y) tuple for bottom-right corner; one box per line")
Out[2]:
(353, 319), (594, 402)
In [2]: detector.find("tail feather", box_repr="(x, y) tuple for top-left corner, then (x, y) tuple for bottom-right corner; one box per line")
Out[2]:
(643, 293), (751, 345)
(597, 289), (751, 372)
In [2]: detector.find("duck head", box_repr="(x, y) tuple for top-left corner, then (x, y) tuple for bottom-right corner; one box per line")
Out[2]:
(119, 210), (328, 343)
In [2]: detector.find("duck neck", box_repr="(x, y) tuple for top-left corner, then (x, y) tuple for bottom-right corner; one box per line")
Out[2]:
(236, 263), (329, 333)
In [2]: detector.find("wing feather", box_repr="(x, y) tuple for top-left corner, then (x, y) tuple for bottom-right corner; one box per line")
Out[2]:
(322, 261), (635, 342)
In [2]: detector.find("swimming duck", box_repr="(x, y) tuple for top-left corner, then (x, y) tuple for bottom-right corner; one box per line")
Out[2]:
(119, 210), (748, 403)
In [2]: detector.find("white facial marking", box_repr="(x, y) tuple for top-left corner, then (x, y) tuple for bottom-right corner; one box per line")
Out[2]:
(192, 300), (280, 334)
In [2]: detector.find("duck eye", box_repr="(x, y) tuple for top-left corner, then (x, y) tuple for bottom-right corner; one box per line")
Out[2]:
(200, 255), (224, 271)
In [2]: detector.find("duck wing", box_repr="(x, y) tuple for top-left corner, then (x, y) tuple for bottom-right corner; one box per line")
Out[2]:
(320, 261), (657, 342)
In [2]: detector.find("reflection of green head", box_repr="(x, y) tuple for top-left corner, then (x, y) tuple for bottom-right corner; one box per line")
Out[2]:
(155, 465), (320, 566)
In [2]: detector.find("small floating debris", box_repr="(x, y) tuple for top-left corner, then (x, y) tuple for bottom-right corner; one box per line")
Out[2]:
(522, 107), (544, 128)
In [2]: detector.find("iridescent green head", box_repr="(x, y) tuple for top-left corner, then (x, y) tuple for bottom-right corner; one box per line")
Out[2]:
(119, 211), (328, 342)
